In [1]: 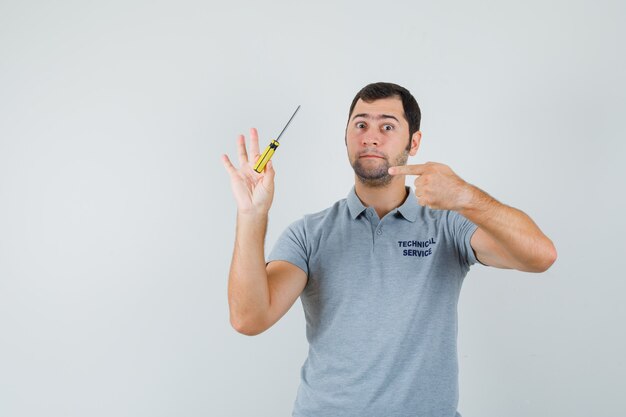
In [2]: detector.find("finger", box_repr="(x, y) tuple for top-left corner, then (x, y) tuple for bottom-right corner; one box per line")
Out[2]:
(261, 159), (275, 188)
(237, 134), (249, 166)
(221, 154), (238, 176)
(388, 164), (427, 176)
(414, 175), (426, 188)
(250, 128), (260, 158)
(416, 194), (430, 208)
(414, 184), (426, 203)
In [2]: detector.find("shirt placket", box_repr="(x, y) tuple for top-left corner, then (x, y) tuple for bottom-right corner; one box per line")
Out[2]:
(365, 207), (384, 247)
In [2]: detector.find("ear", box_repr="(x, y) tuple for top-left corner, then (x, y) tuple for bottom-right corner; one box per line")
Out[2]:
(409, 131), (422, 156)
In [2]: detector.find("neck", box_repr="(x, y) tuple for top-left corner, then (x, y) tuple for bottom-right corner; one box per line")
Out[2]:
(354, 175), (409, 219)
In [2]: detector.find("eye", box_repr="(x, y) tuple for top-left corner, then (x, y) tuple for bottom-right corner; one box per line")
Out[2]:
(383, 124), (394, 131)
(356, 122), (366, 129)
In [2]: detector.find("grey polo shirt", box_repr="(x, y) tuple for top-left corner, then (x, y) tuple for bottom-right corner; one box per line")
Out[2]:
(267, 185), (479, 417)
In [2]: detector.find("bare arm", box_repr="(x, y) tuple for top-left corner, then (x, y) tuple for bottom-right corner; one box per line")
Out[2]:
(222, 128), (306, 336)
(460, 185), (557, 272)
(228, 213), (307, 335)
(227, 212), (272, 334)
(389, 162), (557, 272)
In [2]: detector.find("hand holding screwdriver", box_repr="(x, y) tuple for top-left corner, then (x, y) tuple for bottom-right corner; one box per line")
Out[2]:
(221, 127), (276, 216)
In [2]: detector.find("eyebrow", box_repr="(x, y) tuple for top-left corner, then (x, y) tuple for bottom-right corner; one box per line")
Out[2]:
(352, 113), (400, 122)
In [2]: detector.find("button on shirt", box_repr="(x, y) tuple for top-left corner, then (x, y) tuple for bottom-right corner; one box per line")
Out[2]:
(267, 185), (479, 417)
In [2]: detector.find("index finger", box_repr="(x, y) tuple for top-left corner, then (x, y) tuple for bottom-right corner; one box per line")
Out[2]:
(237, 134), (249, 166)
(249, 127), (260, 157)
(388, 164), (427, 176)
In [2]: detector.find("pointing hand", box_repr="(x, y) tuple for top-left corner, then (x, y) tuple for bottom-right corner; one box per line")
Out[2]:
(388, 162), (473, 211)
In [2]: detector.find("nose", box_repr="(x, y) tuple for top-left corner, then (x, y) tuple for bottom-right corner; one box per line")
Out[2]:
(362, 134), (379, 147)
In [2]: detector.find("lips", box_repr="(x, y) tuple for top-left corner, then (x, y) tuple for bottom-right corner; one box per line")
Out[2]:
(359, 154), (384, 159)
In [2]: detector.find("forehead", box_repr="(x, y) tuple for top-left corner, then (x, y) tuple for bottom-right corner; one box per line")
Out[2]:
(351, 97), (405, 121)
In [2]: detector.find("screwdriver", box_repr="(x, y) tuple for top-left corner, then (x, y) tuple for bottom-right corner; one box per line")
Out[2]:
(253, 105), (300, 173)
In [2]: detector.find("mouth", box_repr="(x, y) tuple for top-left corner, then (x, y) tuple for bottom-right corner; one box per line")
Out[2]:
(359, 154), (384, 159)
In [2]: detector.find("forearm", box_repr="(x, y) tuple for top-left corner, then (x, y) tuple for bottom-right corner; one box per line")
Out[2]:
(228, 212), (271, 332)
(458, 184), (557, 271)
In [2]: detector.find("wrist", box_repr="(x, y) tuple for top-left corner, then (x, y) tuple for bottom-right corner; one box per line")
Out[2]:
(454, 182), (478, 212)
(237, 210), (269, 222)
(457, 183), (496, 217)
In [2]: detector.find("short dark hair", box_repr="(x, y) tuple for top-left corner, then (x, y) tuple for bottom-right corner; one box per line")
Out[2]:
(348, 82), (421, 139)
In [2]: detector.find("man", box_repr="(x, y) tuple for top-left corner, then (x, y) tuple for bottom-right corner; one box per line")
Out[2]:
(221, 82), (557, 417)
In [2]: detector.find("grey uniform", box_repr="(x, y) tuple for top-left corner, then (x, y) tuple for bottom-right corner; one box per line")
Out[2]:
(267, 185), (479, 417)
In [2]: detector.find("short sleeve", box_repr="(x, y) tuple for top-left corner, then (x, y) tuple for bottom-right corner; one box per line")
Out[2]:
(266, 218), (309, 276)
(446, 210), (479, 268)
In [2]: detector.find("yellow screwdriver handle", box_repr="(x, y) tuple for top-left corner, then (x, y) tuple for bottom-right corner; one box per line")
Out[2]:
(253, 139), (280, 173)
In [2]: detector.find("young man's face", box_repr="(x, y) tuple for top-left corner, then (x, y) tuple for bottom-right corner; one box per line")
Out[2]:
(345, 96), (421, 187)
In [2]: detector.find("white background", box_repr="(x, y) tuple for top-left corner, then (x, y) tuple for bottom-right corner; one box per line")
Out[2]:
(1, 1), (624, 416)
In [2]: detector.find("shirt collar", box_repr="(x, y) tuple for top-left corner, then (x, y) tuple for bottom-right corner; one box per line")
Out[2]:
(396, 187), (419, 222)
(347, 185), (418, 222)
(346, 186), (367, 219)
